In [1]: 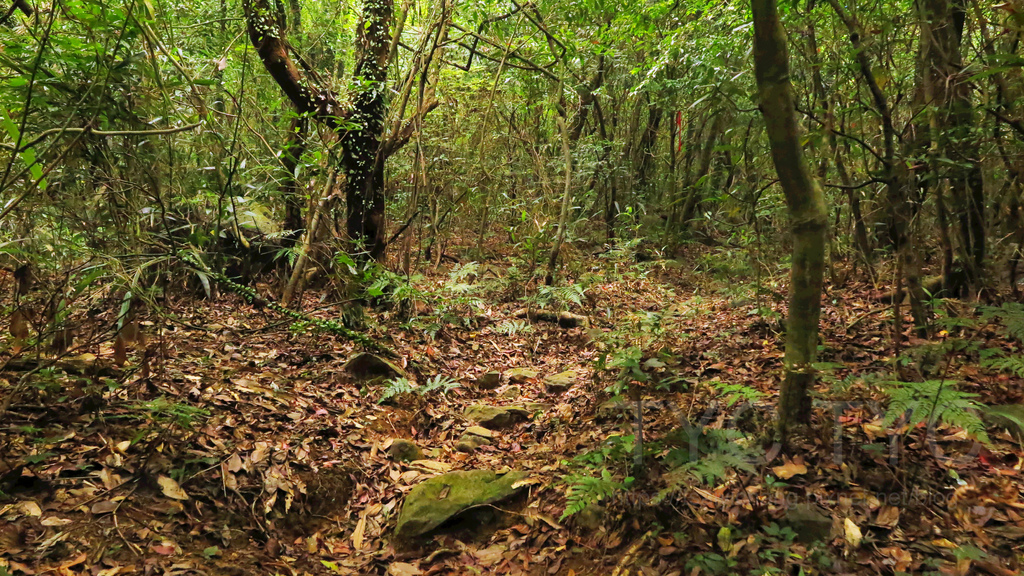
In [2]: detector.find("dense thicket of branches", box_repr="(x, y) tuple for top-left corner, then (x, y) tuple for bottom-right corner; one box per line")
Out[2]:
(1, 0), (1022, 359)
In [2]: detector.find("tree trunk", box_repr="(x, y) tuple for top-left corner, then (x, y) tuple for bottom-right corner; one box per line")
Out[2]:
(342, 0), (392, 261)
(752, 0), (829, 441)
(246, 0), (400, 262)
(281, 115), (308, 246)
(915, 0), (985, 290)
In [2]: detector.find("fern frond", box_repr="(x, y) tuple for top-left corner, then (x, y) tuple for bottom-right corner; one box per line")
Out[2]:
(561, 469), (632, 519)
(881, 380), (989, 444)
(982, 355), (1024, 379)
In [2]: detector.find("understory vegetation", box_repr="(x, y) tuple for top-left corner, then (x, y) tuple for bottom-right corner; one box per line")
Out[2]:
(3, 0), (1024, 573)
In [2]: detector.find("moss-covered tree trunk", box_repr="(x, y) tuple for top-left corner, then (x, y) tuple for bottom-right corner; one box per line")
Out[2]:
(751, 0), (828, 440)
(343, 0), (392, 261)
(244, 0), (392, 261)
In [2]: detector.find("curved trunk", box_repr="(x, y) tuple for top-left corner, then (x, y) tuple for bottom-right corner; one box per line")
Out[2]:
(752, 0), (829, 441)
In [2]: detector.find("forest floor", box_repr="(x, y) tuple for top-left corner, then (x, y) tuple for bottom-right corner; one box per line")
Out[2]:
(2, 245), (1024, 576)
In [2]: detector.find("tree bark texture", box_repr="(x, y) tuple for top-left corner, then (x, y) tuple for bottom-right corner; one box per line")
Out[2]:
(751, 0), (829, 440)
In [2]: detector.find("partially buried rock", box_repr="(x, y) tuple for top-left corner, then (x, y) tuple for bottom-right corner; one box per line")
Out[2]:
(544, 370), (577, 395)
(784, 503), (833, 544)
(464, 404), (531, 430)
(388, 439), (423, 462)
(476, 371), (502, 390)
(343, 353), (405, 382)
(505, 367), (538, 384)
(501, 386), (522, 400)
(395, 469), (529, 540)
(455, 426), (494, 453)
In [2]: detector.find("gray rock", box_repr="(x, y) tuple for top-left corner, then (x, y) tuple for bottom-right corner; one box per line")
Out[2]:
(464, 404), (531, 429)
(505, 368), (539, 384)
(388, 439), (423, 462)
(476, 371), (502, 390)
(784, 503), (833, 544)
(395, 470), (529, 540)
(544, 370), (577, 394)
(343, 353), (405, 382)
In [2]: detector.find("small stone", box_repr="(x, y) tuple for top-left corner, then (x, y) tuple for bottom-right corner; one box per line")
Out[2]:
(544, 370), (577, 395)
(388, 439), (423, 462)
(501, 386), (522, 399)
(505, 368), (539, 384)
(455, 439), (480, 453)
(476, 371), (502, 390)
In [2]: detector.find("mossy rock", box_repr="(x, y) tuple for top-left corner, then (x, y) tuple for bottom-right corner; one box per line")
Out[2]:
(388, 439), (423, 462)
(505, 368), (539, 384)
(464, 404), (531, 429)
(476, 371), (502, 390)
(501, 385), (522, 400)
(395, 470), (528, 540)
(455, 427), (494, 453)
(784, 503), (833, 544)
(544, 370), (577, 394)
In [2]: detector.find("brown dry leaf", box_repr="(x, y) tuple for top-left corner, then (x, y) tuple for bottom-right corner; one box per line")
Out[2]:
(880, 546), (913, 572)
(18, 500), (42, 517)
(474, 544), (507, 566)
(352, 513), (366, 550)
(151, 542), (177, 556)
(875, 505), (900, 528)
(58, 553), (87, 571)
(772, 457), (808, 480)
(388, 562), (422, 576)
(158, 475), (189, 500)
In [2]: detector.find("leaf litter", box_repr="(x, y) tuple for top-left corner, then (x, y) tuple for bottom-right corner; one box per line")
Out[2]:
(1, 255), (1023, 575)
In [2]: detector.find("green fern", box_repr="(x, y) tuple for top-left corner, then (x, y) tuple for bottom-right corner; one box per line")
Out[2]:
(980, 303), (1024, 342)
(982, 355), (1024, 379)
(494, 319), (533, 336)
(561, 468), (634, 519)
(882, 380), (989, 444)
(421, 374), (460, 396)
(656, 428), (756, 504)
(379, 377), (415, 404)
(712, 381), (766, 408)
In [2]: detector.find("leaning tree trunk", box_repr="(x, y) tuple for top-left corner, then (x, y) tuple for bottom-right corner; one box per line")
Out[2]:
(751, 0), (829, 441)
